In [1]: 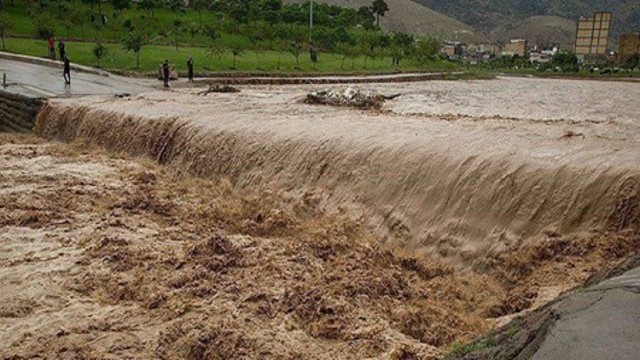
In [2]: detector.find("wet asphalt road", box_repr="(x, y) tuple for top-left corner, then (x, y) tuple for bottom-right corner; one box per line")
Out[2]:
(0, 58), (154, 98)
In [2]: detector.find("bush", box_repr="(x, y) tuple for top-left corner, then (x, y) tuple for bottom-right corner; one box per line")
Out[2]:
(93, 41), (107, 66)
(33, 13), (56, 40)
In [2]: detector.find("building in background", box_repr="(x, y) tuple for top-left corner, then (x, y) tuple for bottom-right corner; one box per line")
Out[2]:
(502, 39), (527, 57)
(530, 46), (559, 63)
(442, 42), (464, 58)
(575, 12), (612, 63)
(617, 32), (640, 63)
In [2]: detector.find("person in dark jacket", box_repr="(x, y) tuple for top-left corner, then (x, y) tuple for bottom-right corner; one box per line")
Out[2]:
(162, 59), (170, 88)
(187, 56), (194, 82)
(63, 56), (71, 85)
(58, 41), (66, 61)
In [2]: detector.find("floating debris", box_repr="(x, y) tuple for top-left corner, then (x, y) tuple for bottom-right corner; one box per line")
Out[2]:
(304, 88), (401, 110)
(198, 85), (241, 96)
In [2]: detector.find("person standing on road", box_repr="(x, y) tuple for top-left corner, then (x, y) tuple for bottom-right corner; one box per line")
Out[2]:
(63, 56), (71, 85)
(48, 36), (56, 60)
(162, 59), (170, 88)
(187, 56), (194, 82)
(58, 41), (66, 62)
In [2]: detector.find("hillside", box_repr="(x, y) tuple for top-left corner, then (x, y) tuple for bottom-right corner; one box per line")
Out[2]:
(284, 0), (487, 42)
(498, 16), (577, 49)
(412, 0), (640, 45)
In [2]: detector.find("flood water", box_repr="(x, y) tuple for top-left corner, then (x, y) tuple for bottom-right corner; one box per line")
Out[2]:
(382, 77), (640, 124)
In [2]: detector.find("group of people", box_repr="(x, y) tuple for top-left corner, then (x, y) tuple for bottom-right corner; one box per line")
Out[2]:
(161, 57), (195, 88)
(48, 37), (71, 86)
(48, 36), (199, 88)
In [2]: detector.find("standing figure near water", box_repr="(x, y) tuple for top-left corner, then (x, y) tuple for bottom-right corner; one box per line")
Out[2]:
(58, 41), (66, 62)
(63, 56), (71, 85)
(162, 59), (170, 88)
(48, 36), (56, 60)
(187, 57), (194, 82)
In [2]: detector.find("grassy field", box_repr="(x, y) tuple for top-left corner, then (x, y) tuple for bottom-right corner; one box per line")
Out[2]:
(3, 37), (459, 74)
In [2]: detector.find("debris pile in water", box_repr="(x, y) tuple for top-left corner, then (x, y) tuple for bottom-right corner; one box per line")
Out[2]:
(304, 88), (400, 110)
(198, 85), (241, 96)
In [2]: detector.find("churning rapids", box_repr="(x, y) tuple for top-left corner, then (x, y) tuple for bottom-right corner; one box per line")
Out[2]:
(2, 76), (640, 360)
(35, 77), (640, 265)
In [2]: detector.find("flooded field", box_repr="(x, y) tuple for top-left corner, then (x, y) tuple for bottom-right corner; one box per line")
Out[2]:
(2, 77), (640, 359)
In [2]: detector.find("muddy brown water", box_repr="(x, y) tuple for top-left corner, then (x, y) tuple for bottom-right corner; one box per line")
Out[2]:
(2, 77), (640, 359)
(35, 77), (640, 265)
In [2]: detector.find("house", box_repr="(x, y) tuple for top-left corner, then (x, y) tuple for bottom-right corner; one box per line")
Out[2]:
(502, 39), (528, 57)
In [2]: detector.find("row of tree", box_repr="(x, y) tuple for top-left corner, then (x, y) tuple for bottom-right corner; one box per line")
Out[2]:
(14, 0), (444, 70)
(116, 22), (440, 70)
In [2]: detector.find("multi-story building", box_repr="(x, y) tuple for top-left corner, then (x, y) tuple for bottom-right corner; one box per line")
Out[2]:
(617, 32), (640, 63)
(575, 12), (612, 63)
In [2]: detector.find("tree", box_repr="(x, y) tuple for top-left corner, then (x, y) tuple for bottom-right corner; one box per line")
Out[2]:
(32, 13), (55, 40)
(170, 19), (183, 50)
(389, 32), (414, 66)
(624, 53), (639, 70)
(414, 37), (439, 65)
(112, 0), (130, 15)
(0, 12), (11, 51)
(229, 41), (246, 70)
(203, 25), (224, 65)
(187, 22), (200, 46)
(551, 51), (578, 72)
(137, 0), (158, 18)
(190, 0), (209, 24)
(123, 30), (144, 69)
(165, 0), (185, 20)
(65, 7), (87, 37)
(93, 41), (107, 67)
(248, 22), (270, 63)
(272, 38), (286, 70)
(286, 27), (307, 69)
(260, 0), (282, 23)
(371, 0), (389, 27)
(337, 42), (358, 69)
(358, 31), (384, 69)
(357, 6), (375, 29)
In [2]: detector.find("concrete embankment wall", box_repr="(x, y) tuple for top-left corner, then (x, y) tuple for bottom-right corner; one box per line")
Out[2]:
(199, 73), (447, 86)
(0, 90), (44, 133)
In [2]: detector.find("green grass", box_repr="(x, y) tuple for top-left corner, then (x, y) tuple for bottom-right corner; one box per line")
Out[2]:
(3, 37), (458, 74)
(444, 332), (498, 360)
(1, 1), (461, 74)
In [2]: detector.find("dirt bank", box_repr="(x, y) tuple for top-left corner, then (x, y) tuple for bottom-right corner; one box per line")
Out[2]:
(34, 80), (640, 267)
(2, 133), (638, 359)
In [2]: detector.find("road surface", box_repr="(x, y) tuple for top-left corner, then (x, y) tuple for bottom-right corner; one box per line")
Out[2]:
(0, 57), (155, 98)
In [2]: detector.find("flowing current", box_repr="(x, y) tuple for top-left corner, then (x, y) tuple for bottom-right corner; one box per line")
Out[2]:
(35, 77), (640, 265)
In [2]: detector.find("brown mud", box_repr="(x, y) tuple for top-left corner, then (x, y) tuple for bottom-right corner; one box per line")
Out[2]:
(1, 133), (638, 359)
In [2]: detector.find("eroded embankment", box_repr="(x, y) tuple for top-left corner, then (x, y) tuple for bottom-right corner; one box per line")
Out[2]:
(34, 93), (640, 267)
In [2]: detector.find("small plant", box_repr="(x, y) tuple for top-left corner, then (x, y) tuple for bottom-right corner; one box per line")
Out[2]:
(32, 13), (55, 40)
(230, 44), (244, 70)
(93, 41), (107, 67)
(444, 332), (497, 360)
(0, 12), (12, 51)
(123, 30), (144, 69)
